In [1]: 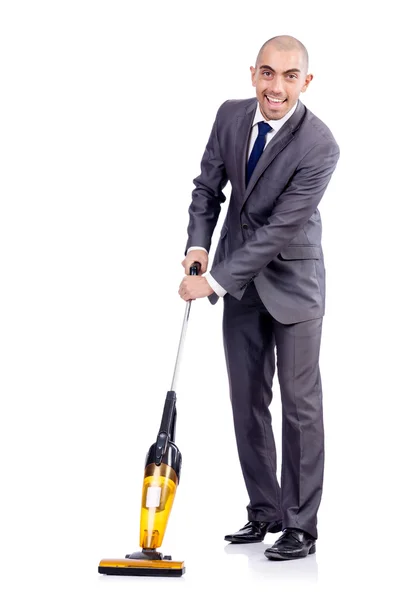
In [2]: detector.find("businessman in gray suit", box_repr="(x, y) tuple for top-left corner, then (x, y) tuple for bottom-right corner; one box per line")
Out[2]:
(179, 35), (339, 560)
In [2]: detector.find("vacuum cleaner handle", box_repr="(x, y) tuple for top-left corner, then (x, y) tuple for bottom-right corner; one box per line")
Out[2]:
(189, 261), (201, 276)
(169, 261), (201, 392)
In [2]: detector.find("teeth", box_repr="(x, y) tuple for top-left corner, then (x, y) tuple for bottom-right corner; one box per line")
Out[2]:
(267, 96), (284, 103)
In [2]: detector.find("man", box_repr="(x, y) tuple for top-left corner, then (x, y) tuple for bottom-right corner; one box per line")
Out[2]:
(178, 35), (339, 560)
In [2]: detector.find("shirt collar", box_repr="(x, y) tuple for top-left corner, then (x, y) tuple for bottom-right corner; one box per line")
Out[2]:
(252, 101), (298, 133)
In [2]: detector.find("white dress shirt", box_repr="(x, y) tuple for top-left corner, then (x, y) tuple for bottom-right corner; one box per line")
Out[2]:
(188, 101), (298, 298)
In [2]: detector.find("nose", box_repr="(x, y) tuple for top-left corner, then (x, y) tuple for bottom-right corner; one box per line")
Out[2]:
(269, 75), (284, 97)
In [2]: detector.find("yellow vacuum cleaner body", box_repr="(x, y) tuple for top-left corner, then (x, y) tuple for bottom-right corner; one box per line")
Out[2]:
(98, 423), (184, 576)
(140, 445), (181, 550)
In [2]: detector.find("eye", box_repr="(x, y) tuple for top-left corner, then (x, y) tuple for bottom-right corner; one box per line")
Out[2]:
(261, 71), (272, 77)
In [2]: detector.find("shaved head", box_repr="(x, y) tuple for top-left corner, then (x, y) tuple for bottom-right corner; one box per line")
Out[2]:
(256, 35), (309, 73)
(250, 34), (313, 121)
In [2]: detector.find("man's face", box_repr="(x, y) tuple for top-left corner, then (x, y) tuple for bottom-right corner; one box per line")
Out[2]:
(250, 45), (313, 121)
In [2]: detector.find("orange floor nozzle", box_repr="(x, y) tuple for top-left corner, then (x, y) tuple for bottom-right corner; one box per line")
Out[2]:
(98, 550), (185, 577)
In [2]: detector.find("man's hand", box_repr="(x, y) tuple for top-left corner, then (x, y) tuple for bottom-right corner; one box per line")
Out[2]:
(182, 250), (208, 275)
(179, 275), (214, 301)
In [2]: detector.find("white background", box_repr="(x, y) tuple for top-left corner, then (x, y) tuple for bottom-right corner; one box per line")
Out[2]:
(0, 1), (395, 598)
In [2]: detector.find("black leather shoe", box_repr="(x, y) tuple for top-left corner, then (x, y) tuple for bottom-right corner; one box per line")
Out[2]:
(264, 528), (316, 560)
(225, 520), (282, 543)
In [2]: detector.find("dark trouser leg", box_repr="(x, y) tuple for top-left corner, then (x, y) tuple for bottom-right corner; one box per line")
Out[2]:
(222, 284), (281, 522)
(273, 317), (324, 540)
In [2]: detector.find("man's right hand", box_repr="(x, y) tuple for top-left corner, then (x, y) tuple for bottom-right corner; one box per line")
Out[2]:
(182, 250), (208, 275)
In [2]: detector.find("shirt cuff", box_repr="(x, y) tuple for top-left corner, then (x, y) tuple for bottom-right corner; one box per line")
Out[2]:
(186, 246), (208, 254)
(205, 272), (227, 297)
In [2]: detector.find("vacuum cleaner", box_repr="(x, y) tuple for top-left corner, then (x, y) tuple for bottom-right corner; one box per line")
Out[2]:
(98, 262), (201, 577)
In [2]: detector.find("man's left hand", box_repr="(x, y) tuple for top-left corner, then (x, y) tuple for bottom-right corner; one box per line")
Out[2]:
(178, 276), (214, 301)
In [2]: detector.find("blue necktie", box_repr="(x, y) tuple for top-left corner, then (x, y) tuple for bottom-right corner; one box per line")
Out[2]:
(246, 121), (272, 185)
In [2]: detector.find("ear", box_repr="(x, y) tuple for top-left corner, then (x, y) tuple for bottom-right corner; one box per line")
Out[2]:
(301, 73), (314, 93)
(250, 66), (256, 87)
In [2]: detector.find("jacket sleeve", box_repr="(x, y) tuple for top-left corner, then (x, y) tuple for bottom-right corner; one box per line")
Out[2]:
(209, 140), (340, 296)
(184, 104), (229, 254)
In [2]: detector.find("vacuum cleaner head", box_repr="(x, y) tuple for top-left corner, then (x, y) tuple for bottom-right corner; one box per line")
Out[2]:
(98, 550), (185, 577)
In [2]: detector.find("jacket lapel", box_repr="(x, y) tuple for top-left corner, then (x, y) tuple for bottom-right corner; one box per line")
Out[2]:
(234, 100), (257, 196)
(243, 100), (306, 204)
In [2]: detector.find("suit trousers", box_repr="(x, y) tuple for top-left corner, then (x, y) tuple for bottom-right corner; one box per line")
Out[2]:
(222, 282), (324, 539)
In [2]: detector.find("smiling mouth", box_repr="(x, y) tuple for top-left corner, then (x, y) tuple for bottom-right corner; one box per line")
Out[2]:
(265, 95), (286, 106)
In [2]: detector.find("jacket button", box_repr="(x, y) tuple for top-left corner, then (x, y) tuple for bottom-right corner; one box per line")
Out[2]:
(242, 223), (249, 229)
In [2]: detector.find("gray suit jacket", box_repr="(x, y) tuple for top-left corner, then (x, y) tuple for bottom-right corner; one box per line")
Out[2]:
(185, 98), (340, 324)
